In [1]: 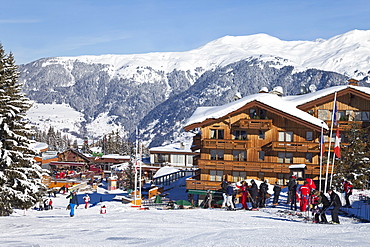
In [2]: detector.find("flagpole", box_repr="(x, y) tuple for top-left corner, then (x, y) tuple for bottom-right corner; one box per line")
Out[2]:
(324, 91), (337, 193)
(319, 123), (324, 192)
(133, 127), (138, 206)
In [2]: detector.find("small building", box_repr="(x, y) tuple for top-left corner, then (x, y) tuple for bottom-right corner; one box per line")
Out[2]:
(149, 142), (198, 169)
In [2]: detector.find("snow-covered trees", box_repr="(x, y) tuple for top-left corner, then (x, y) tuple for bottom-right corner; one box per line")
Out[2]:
(334, 123), (370, 189)
(0, 45), (46, 216)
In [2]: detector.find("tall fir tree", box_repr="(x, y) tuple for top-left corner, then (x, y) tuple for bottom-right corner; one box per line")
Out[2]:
(0, 45), (46, 216)
(334, 123), (370, 189)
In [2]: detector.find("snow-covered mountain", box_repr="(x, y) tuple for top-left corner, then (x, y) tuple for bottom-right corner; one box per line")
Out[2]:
(20, 29), (370, 147)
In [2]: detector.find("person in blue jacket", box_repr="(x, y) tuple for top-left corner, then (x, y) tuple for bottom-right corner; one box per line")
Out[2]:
(66, 191), (79, 217)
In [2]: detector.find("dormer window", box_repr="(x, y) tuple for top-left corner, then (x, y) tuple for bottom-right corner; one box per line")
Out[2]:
(210, 129), (224, 139)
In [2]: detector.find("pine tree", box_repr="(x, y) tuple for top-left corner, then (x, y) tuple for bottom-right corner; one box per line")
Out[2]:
(0, 45), (46, 216)
(334, 123), (370, 189)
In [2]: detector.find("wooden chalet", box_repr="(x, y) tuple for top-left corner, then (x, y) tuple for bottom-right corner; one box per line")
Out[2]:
(184, 82), (370, 191)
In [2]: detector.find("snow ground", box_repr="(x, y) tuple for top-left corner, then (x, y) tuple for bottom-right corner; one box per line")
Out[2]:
(1, 191), (370, 247)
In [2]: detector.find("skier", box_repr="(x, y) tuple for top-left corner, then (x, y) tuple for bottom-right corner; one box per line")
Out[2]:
(327, 189), (341, 224)
(66, 191), (79, 217)
(311, 190), (330, 224)
(343, 181), (353, 207)
(248, 179), (259, 210)
(287, 175), (297, 210)
(259, 180), (269, 208)
(100, 205), (107, 214)
(83, 194), (90, 209)
(272, 182), (281, 206)
(220, 179), (228, 208)
(299, 181), (310, 212)
(236, 181), (249, 210)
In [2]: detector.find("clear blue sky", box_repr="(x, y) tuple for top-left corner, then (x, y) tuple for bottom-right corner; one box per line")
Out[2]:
(1, 0), (370, 64)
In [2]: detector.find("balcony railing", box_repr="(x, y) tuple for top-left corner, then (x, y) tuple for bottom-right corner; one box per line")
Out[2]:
(203, 139), (251, 149)
(197, 159), (333, 175)
(238, 119), (272, 129)
(271, 141), (319, 152)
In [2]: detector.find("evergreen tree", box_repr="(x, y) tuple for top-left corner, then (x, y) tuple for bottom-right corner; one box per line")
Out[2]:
(0, 45), (46, 216)
(334, 123), (370, 189)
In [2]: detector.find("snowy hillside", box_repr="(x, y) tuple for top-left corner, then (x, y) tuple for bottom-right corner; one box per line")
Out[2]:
(32, 29), (370, 82)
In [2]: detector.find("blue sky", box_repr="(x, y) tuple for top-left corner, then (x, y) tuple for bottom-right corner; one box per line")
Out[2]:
(1, 0), (370, 64)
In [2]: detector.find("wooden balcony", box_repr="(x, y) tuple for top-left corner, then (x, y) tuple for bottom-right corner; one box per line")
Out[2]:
(186, 179), (222, 191)
(238, 119), (272, 129)
(203, 139), (251, 149)
(325, 121), (370, 131)
(271, 141), (319, 152)
(197, 159), (292, 173)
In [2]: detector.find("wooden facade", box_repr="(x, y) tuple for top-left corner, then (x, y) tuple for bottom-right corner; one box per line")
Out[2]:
(184, 84), (370, 191)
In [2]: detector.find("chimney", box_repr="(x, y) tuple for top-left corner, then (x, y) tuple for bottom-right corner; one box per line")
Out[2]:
(348, 78), (359, 86)
(259, 87), (269, 93)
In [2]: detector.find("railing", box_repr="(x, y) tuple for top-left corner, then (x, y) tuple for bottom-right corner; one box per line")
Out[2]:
(196, 159), (332, 175)
(153, 169), (199, 186)
(238, 119), (272, 129)
(271, 141), (319, 152)
(324, 121), (370, 130)
(203, 139), (251, 149)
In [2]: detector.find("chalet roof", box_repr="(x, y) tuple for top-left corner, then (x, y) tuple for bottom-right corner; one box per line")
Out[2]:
(185, 92), (329, 130)
(285, 85), (370, 107)
(149, 142), (198, 154)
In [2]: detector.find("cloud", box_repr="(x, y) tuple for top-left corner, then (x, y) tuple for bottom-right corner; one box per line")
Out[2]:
(0, 19), (40, 24)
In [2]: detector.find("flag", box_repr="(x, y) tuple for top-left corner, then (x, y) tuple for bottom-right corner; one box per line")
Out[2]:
(320, 128), (325, 156)
(334, 127), (341, 158)
(333, 97), (338, 126)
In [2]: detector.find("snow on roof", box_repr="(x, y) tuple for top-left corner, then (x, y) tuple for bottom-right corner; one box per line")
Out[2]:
(153, 166), (180, 178)
(149, 142), (194, 153)
(29, 142), (48, 152)
(185, 92), (329, 130)
(286, 85), (370, 106)
(101, 154), (131, 160)
(289, 164), (307, 169)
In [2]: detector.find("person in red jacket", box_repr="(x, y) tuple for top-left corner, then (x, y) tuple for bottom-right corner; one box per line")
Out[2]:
(305, 178), (316, 191)
(236, 181), (249, 210)
(299, 181), (311, 212)
(343, 181), (353, 207)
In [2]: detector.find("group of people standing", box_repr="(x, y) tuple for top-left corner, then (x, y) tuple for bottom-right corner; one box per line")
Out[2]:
(287, 175), (350, 224)
(219, 176), (351, 225)
(220, 179), (280, 211)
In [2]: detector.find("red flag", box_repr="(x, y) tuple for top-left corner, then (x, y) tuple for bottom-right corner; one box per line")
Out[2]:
(334, 128), (341, 158)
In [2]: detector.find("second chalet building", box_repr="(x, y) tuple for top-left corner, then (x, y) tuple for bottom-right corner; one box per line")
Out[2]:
(184, 83), (370, 191)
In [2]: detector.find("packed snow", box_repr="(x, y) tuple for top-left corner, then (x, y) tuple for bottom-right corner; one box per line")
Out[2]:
(2, 187), (370, 247)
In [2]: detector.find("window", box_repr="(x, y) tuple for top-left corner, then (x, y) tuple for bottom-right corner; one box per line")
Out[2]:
(250, 109), (257, 118)
(306, 153), (313, 163)
(259, 151), (265, 161)
(232, 171), (246, 182)
(306, 132), (313, 141)
(278, 131), (293, 142)
(210, 129), (224, 139)
(210, 150), (224, 160)
(171, 154), (185, 165)
(278, 152), (293, 163)
(234, 130), (247, 140)
(260, 109), (267, 119)
(186, 155), (193, 165)
(210, 170), (223, 181)
(258, 172), (265, 181)
(233, 150), (246, 161)
(318, 109), (330, 120)
(354, 111), (370, 121)
(155, 154), (169, 163)
(259, 130), (265, 139)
